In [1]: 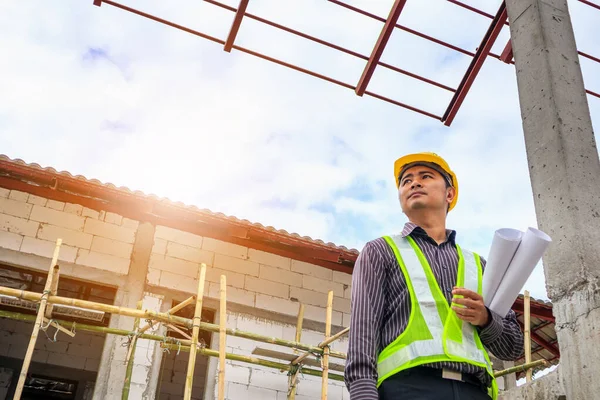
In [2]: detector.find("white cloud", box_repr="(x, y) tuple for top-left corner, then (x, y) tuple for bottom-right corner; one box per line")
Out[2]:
(0, 0), (598, 302)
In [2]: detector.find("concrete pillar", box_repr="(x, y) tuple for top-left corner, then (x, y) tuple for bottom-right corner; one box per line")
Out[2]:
(129, 292), (165, 400)
(505, 0), (600, 398)
(93, 222), (156, 400)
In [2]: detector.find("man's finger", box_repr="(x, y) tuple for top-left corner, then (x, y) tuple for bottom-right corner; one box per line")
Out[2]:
(452, 287), (483, 301)
(452, 305), (477, 317)
(452, 298), (481, 309)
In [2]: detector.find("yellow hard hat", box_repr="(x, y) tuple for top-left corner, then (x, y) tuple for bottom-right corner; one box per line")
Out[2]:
(393, 152), (459, 211)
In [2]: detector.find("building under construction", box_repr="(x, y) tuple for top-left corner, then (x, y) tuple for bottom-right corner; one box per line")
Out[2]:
(1, 0), (599, 399)
(0, 157), (557, 400)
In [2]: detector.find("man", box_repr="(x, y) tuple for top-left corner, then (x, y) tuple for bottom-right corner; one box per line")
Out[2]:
(345, 152), (524, 400)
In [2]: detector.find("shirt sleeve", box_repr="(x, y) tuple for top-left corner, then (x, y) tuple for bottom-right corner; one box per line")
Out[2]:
(344, 240), (388, 400)
(477, 256), (525, 360)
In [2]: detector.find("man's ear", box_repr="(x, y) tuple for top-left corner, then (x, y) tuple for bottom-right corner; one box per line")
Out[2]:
(446, 186), (456, 206)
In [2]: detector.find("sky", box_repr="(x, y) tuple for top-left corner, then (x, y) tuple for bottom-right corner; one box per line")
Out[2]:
(0, 0), (599, 302)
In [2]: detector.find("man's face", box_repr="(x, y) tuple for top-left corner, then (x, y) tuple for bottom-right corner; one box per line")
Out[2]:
(398, 165), (455, 213)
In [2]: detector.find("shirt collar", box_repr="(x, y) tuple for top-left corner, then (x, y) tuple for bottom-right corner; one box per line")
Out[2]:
(401, 222), (456, 244)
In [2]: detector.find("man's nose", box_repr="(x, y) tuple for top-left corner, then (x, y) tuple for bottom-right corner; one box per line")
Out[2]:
(411, 180), (422, 189)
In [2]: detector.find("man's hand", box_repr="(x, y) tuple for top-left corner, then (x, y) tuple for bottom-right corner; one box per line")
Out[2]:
(451, 287), (490, 327)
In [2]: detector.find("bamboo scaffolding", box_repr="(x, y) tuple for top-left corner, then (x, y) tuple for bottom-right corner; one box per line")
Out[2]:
(166, 323), (191, 339)
(14, 238), (62, 400)
(44, 255), (60, 319)
(122, 300), (143, 400)
(0, 286), (346, 360)
(288, 303), (305, 400)
(139, 296), (195, 334)
(184, 264), (207, 400)
(2, 306), (549, 392)
(0, 310), (185, 344)
(524, 290), (532, 383)
(160, 343), (346, 382)
(0, 308), (347, 385)
(494, 359), (548, 378)
(218, 275), (227, 400)
(321, 291), (333, 400)
(43, 317), (75, 337)
(290, 327), (349, 367)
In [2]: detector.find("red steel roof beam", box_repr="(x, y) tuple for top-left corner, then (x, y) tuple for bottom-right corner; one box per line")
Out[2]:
(93, 0), (102, 6)
(587, 89), (600, 99)
(578, 50), (600, 64)
(512, 297), (555, 322)
(224, 0), (249, 52)
(99, 0), (226, 45)
(447, 0), (509, 25)
(579, 0), (600, 10)
(355, 0), (407, 96)
(499, 39), (513, 63)
(517, 320), (561, 358)
(97, 0), (442, 120)
(329, 0), (475, 57)
(206, 0), (455, 92)
(441, 2), (507, 126)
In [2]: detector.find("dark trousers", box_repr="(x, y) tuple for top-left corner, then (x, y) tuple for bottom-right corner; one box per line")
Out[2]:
(378, 368), (491, 400)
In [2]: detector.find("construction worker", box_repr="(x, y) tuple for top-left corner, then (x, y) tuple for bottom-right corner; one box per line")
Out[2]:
(344, 152), (524, 400)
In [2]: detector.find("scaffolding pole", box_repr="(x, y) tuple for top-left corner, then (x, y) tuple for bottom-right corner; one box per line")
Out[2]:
(122, 300), (143, 400)
(218, 275), (227, 400)
(184, 264), (207, 400)
(13, 238), (62, 400)
(524, 290), (532, 382)
(321, 291), (333, 400)
(287, 303), (305, 400)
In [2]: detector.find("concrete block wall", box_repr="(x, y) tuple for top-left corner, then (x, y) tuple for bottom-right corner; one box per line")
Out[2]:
(0, 317), (104, 396)
(0, 189), (137, 275)
(147, 225), (352, 328)
(158, 350), (210, 399)
(212, 313), (349, 400)
(148, 225), (353, 399)
(0, 187), (354, 399)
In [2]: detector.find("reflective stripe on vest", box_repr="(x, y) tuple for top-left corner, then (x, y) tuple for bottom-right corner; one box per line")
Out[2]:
(377, 235), (497, 399)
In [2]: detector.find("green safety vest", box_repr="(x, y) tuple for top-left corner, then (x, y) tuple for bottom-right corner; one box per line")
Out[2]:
(377, 235), (498, 400)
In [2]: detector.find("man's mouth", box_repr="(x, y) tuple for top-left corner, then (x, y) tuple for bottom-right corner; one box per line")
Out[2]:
(409, 192), (426, 199)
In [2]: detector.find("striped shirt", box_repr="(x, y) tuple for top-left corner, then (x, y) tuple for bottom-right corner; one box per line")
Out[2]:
(344, 223), (524, 399)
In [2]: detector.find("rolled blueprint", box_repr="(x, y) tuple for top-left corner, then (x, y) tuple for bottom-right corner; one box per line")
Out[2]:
(482, 228), (523, 306)
(489, 227), (552, 317)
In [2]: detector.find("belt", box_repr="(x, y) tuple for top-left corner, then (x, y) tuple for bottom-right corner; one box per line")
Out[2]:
(394, 366), (487, 391)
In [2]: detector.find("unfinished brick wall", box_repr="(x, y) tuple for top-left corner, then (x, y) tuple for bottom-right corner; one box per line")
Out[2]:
(214, 314), (349, 400)
(0, 187), (354, 399)
(147, 224), (353, 399)
(158, 350), (210, 399)
(148, 225), (352, 327)
(0, 189), (137, 274)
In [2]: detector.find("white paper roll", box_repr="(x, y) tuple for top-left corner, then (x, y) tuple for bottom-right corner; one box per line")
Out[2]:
(482, 228), (523, 306)
(489, 227), (552, 317)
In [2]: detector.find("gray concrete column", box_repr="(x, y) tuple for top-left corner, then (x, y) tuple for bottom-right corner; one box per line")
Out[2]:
(505, 0), (600, 398)
(93, 222), (156, 400)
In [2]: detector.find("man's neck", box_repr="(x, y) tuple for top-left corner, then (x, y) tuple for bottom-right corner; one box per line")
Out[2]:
(408, 212), (448, 244)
